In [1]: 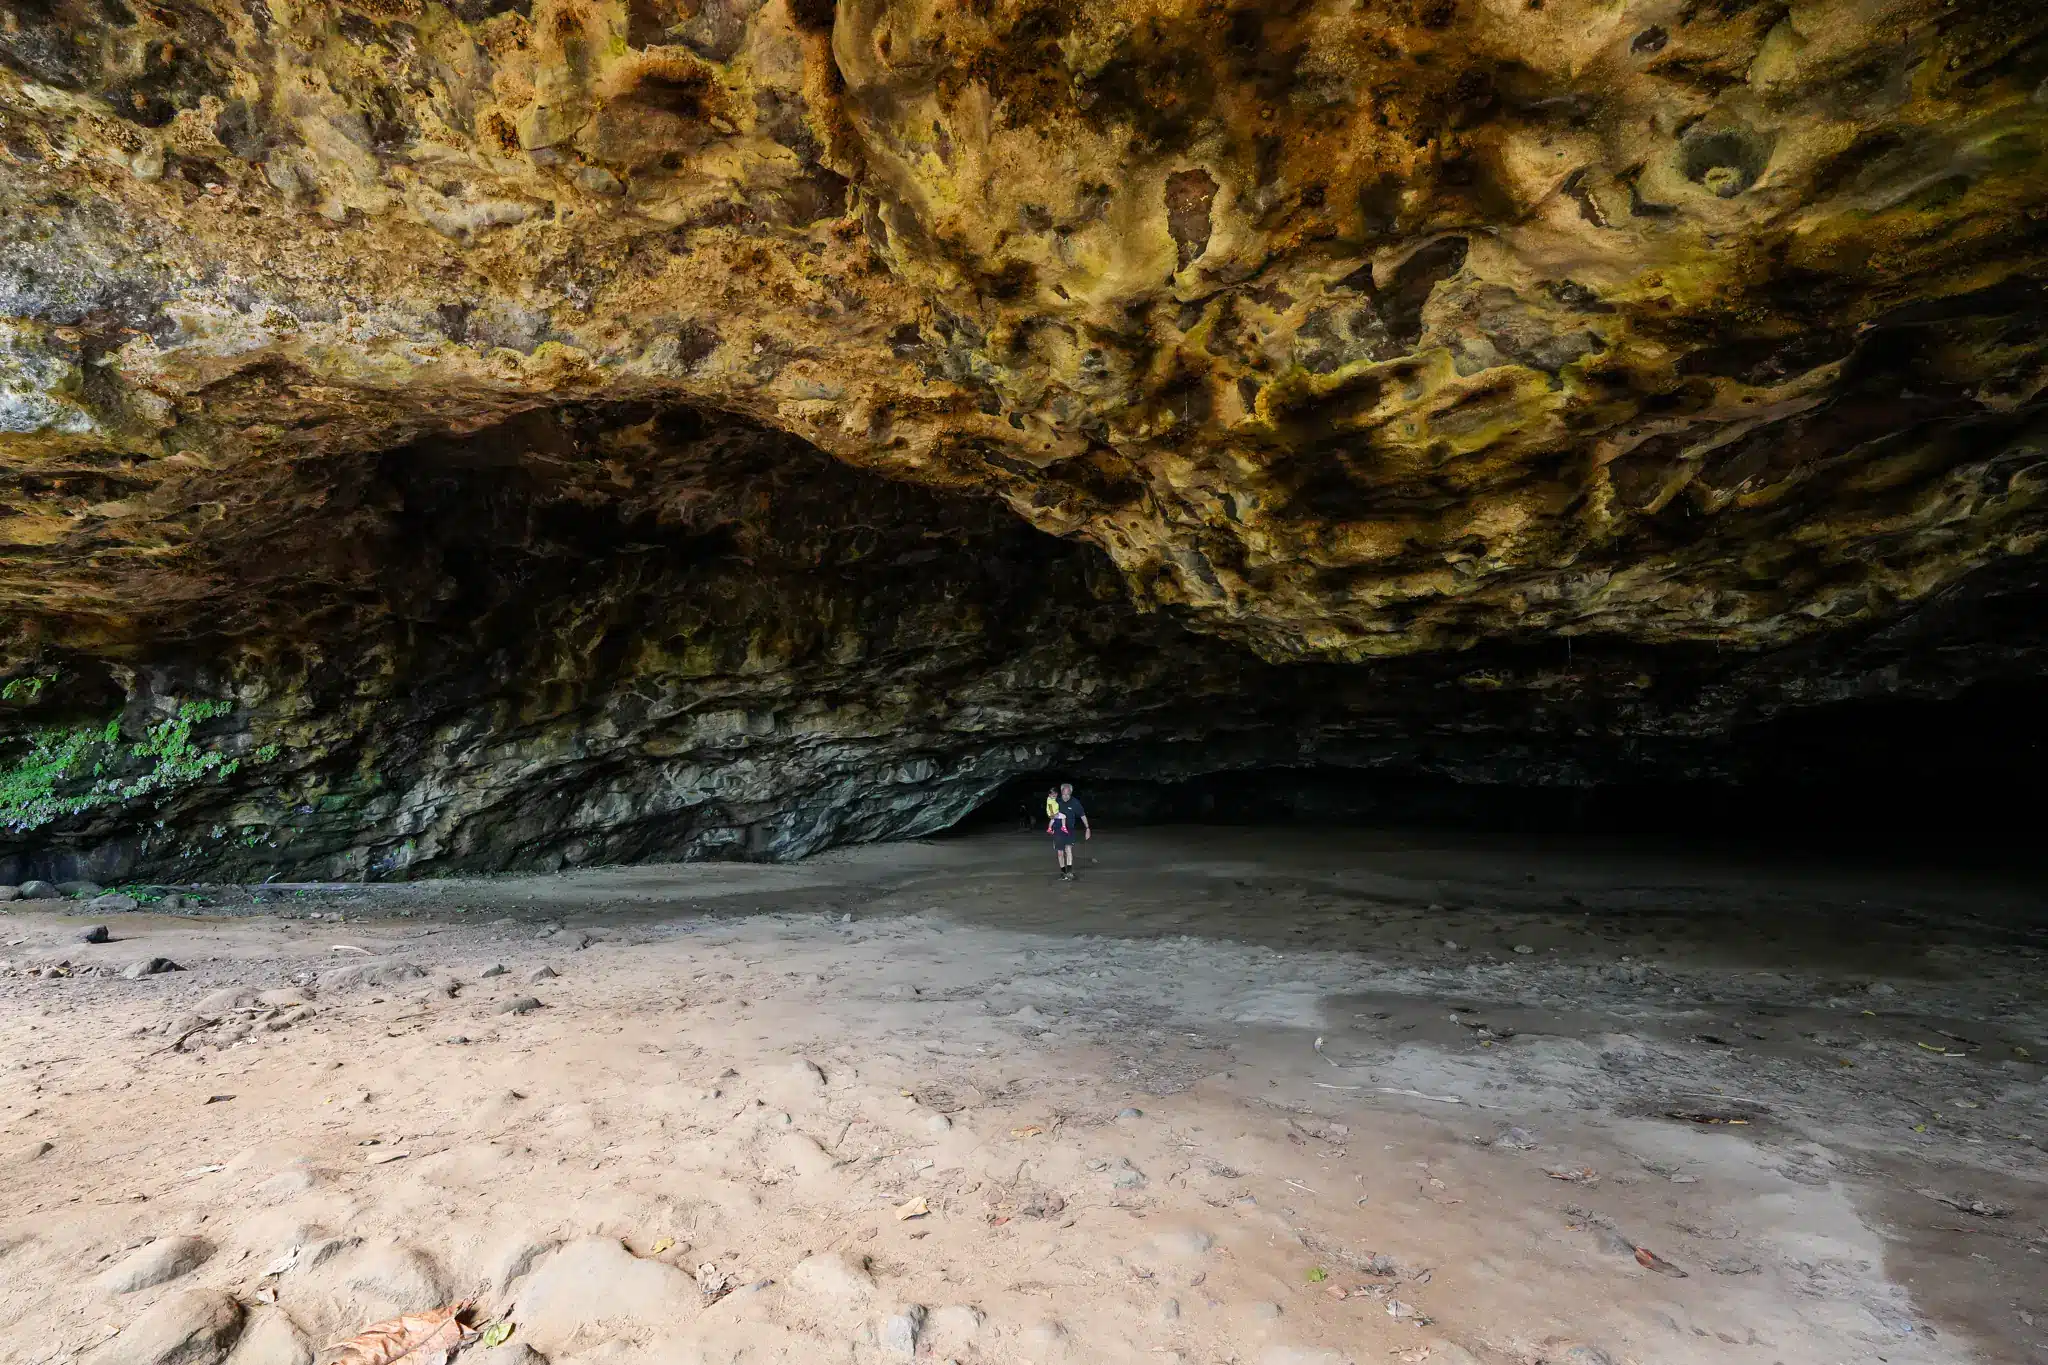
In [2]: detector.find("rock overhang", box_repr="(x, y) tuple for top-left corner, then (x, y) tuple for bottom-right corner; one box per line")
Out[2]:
(1, 0), (2045, 876)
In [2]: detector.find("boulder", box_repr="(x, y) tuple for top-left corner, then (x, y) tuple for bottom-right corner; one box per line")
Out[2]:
(89, 1289), (242, 1365)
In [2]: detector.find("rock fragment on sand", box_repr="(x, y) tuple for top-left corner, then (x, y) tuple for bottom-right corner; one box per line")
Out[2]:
(528, 966), (558, 983)
(79, 924), (110, 943)
(480, 964), (507, 978)
(18, 880), (59, 899)
(470, 1346), (547, 1365)
(91, 893), (140, 913)
(497, 996), (543, 1015)
(512, 1238), (697, 1355)
(220, 1309), (311, 1365)
(123, 957), (182, 980)
(97, 1236), (215, 1294)
(89, 1288), (243, 1365)
(879, 1304), (926, 1355)
(790, 1249), (875, 1303)
(926, 1304), (983, 1348)
(317, 961), (427, 991)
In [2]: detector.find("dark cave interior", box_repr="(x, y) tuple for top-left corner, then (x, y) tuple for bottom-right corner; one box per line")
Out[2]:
(6, 402), (2048, 883)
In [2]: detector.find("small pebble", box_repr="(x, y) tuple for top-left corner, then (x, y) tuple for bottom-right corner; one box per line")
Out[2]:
(1116, 1107), (1143, 1120)
(480, 964), (507, 978)
(1512, 944), (1536, 955)
(529, 966), (558, 983)
(497, 996), (543, 1015)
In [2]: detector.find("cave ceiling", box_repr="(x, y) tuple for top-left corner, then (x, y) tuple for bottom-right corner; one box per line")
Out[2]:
(2, 0), (2047, 875)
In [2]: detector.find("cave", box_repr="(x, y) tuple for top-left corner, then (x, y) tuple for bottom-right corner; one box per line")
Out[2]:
(3, 0), (2046, 1360)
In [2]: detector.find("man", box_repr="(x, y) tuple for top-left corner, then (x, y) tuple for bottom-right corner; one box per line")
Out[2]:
(1047, 781), (1090, 880)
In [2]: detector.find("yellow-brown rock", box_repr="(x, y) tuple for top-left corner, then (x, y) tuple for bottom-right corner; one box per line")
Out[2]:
(2, 0), (2045, 875)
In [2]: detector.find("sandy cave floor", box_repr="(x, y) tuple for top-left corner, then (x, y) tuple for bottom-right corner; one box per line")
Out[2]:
(1, 827), (2045, 1365)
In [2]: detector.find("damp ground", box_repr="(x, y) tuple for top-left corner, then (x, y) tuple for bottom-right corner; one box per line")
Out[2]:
(2, 827), (2044, 1365)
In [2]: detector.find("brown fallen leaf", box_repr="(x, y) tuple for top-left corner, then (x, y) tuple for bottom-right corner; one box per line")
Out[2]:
(1545, 1167), (1598, 1184)
(1633, 1246), (1688, 1277)
(326, 1302), (471, 1365)
(1010, 1125), (1044, 1139)
(895, 1195), (929, 1221)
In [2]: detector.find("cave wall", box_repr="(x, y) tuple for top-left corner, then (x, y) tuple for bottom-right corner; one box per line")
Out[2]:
(4, 0), (2048, 877)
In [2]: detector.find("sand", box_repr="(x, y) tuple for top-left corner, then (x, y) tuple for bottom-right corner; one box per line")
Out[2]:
(1, 827), (2043, 1365)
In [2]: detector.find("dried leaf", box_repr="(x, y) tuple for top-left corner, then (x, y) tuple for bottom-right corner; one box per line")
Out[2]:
(1544, 1167), (1598, 1184)
(261, 1247), (301, 1278)
(326, 1302), (471, 1365)
(894, 1195), (929, 1221)
(478, 1321), (514, 1349)
(648, 1237), (675, 1256)
(1010, 1125), (1044, 1139)
(1633, 1246), (1687, 1277)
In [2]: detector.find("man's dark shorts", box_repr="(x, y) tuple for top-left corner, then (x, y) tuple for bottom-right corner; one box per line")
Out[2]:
(1051, 832), (1076, 850)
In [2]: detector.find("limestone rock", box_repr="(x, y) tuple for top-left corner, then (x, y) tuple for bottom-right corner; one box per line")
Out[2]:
(220, 1310), (312, 1365)
(511, 1238), (698, 1356)
(789, 1250), (875, 1304)
(96, 1236), (215, 1294)
(89, 1289), (243, 1365)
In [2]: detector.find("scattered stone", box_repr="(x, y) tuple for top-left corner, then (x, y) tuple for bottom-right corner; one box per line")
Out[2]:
(1147, 1228), (1214, 1260)
(88, 1288), (243, 1365)
(123, 957), (183, 980)
(497, 996), (543, 1016)
(511, 1238), (697, 1357)
(924, 1112), (952, 1134)
(445, 1035), (472, 1045)
(317, 961), (426, 991)
(58, 880), (106, 897)
(790, 1249), (875, 1303)
(469, 1346), (547, 1365)
(90, 893), (140, 913)
(0, 884), (18, 901)
(1109, 1158), (1146, 1188)
(221, 1308), (312, 1365)
(1494, 1126), (1539, 1150)
(98, 1237), (216, 1294)
(79, 924), (111, 944)
(19, 880), (60, 899)
(1116, 1107), (1143, 1120)
(770, 1132), (836, 1178)
(1158, 1298), (1180, 1322)
(1512, 944), (1536, 955)
(1020, 1319), (1071, 1358)
(197, 987), (259, 1013)
(1007, 1005), (1049, 1025)
(926, 1305), (983, 1349)
(1867, 981), (1898, 997)
(480, 964), (507, 978)
(17, 1139), (53, 1163)
(528, 966), (558, 983)
(277, 1237), (446, 1339)
(880, 1304), (926, 1356)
